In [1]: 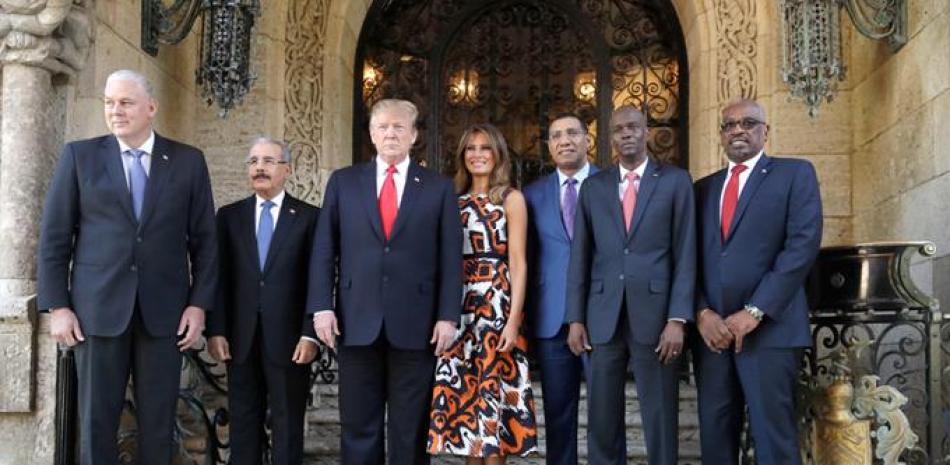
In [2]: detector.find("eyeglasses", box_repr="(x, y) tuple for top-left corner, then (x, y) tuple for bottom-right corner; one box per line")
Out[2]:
(245, 157), (288, 167)
(548, 129), (586, 142)
(720, 118), (765, 133)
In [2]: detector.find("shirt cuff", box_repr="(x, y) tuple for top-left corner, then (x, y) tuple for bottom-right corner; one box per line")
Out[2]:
(300, 336), (319, 344)
(312, 310), (334, 318)
(668, 318), (687, 323)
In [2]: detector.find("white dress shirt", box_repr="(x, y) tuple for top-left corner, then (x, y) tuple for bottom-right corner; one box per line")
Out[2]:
(376, 155), (412, 205)
(718, 150), (764, 225)
(255, 190), (285, 232)
(557, 162), (591, 205)
(117, 131), (155, 189)
(617, 158), (648, 200)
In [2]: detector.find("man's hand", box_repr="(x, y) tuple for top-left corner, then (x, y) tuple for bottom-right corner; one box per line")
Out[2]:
(292, 338), (318, 364)
(313, 312), (340, 350)
(696, 308), (734, 353)
(430, 321), (457, 356)
(208, 336), (231, 362)
(567, 322), (592, 356)
(655, 320), (684, 364)
(497, 321), (519, 352)
(50, 307), (85, 347)
(724, 310), (761, 353)
(177, 306), (205, 351)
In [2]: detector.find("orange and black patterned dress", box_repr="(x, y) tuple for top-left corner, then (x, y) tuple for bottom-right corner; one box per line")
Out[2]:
(428, 193), (538, 457)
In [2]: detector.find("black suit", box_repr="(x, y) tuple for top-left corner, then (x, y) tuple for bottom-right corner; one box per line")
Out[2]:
(208, 193), (319, 465)
(566, 160), (696, 465)
(37, 133), (218, 465)
(307, 160), (462, 465)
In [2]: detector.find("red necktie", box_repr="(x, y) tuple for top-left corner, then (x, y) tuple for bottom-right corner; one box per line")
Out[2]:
(720, 164), (748, 242)
(622, 171), (640, 232)
(379, 165), (398, 240)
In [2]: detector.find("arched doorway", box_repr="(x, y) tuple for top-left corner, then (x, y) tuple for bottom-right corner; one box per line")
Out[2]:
(353, 0), (687, 186)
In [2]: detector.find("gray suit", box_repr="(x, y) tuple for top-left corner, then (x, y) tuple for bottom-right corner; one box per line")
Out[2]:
(565, 159), (695, 465)
(38, 133), (218, 465)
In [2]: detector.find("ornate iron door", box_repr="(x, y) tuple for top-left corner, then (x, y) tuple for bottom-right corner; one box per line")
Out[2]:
(354, 0), (687, 187)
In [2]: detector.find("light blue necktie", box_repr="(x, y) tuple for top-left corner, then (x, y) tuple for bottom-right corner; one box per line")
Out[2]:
(257, 200), (275, 270)
(127, 149), (148, 220)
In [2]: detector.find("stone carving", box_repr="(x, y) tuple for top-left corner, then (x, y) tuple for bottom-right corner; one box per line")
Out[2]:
(283, 0), (329, 205)
(0, 0), (92, 75)
(714, 0), (757, 102)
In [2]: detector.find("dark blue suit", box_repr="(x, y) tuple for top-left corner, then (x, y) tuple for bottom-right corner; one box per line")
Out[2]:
(693, 154), (822, 465)
(37, 133), (218, 465)
(307, 160), (462, 465)
(525, 167), (611, 465)
(565, 159), (695, 465)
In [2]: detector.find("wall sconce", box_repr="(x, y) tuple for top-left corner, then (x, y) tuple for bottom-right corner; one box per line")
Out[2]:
(362, 60), (383, 104)
(781, 0), (906, 117)
(141, 0), (260, 117)
(574, 71), (597, 103)
(447, 67), (479, 107)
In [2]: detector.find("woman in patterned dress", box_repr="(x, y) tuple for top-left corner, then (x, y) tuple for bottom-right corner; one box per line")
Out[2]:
(428, 124), (538, 463)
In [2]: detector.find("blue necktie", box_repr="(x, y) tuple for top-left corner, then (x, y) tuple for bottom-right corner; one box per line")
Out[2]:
(127, 149), (148, 220)
(257, 200), (275, 270)
(562, 178), (578, 240)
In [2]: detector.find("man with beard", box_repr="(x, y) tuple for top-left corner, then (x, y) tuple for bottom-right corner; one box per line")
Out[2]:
(207, 136), (319, 465)
(565, 105), (696, 465)
(692, 99), (822, 465)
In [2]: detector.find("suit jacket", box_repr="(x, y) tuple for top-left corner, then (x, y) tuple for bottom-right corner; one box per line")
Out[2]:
(208, 194), (319, 365)
(306, 160), (463, 350)
(37, 133), (218, 337)
(694, 154), (822, 348)
(565, 159), (696, 345)
(524, 166), (599, 339)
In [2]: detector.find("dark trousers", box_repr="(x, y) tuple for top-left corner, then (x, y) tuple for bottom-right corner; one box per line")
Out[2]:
(535, 326), (583, 465)
(74, 310), (182, 465)
(693, 340), (802, 465)
(228, 321), (311, 465)
(337, 334), (435, 465)
(587, 312), (679, 465)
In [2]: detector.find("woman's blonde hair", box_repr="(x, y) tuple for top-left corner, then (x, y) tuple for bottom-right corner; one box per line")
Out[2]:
(453, 124), (512, 204)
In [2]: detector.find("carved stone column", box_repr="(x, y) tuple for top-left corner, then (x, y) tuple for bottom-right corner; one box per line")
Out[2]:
(0, 0), (91, 414)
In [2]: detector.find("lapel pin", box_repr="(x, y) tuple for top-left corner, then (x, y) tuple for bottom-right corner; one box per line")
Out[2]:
(652, 172), (659, 177)
(289, 208), (296, 215)
(414, 176), (421, 183)
(761, 168), (767, 173)
(161, 154), (168, 161)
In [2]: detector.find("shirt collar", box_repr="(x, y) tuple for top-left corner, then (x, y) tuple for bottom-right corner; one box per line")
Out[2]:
(256, 190), (286, 208)
(118, 131), (156, 156)
(557, 162), (591, 186)
(375, 155), (411, 176)
(727, 150), (764, 173)
(618, 157), (648, 181)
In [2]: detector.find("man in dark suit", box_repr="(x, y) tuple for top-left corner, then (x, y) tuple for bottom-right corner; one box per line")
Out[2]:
(37, 69), (218, 465)
(565, 106), (695, 465)
(525, 113), (607, 465)
(693, 99), (822, 465)
(207, 137), (319, 465)
(307, 99), (462, 465)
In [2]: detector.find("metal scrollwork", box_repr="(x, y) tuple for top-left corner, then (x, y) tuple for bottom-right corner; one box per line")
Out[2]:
(840, 0), (907, 51)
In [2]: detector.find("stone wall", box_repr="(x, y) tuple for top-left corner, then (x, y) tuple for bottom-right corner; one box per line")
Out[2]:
(846, 1), (950, 303)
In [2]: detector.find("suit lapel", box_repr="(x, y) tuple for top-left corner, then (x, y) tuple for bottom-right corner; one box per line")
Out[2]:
(138, 134), (172, 231)
(546, 173), (570, 241)
(263, 195), (298, 274)
(101, 136), (136, 224)
(359, 162), (385, 241)
(724, 154), (772, 245)
(604, 166), (627, 240)
(241, 196), (260, 273)
(708, 169), (727, 243)
(388, 162), (423, 241)
(627, 159), (660, 241)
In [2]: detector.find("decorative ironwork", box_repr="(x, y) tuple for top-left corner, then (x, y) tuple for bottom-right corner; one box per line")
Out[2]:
(780, 0), (907, 117)
(141, 0), (260, 117)
(354, 0), (687, 186)
(798, 242), (942, 465)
